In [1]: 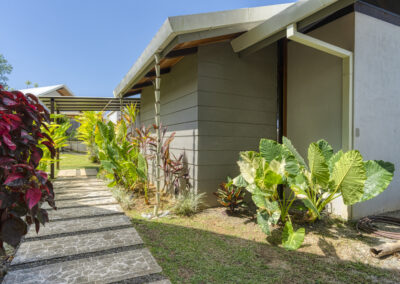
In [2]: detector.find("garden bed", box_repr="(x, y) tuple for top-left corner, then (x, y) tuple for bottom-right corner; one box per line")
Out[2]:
(122, 196), (400, 283)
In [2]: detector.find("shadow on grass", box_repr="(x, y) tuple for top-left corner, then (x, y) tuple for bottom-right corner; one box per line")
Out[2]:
(131, 217), (400, 284)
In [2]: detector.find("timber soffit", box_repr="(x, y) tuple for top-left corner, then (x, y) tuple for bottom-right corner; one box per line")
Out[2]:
(113, 4), (294, 98)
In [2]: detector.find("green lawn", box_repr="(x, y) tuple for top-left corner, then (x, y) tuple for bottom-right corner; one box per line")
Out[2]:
(125, 208), (400, 284)
(56, 153), (99, 175)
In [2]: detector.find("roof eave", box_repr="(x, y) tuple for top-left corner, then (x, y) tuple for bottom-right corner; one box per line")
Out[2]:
(113, 4), (293, 98)
(231, 0), (341, 53)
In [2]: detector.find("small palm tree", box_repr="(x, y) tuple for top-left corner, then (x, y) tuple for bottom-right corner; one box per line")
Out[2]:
(25, 80), (32, 88)
(34, 83), (39, 88)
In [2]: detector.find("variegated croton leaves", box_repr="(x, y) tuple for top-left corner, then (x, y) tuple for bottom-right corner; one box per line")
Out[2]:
(0, 85), (55, 251)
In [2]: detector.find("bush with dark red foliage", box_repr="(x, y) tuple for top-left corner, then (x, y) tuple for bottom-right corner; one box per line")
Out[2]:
(0, 85), (55, 252)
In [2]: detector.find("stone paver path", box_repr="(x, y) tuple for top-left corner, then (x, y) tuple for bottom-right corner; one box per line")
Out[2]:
(3, 170), (170, 284)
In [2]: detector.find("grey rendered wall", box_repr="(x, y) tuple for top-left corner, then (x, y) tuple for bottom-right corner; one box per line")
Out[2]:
(287, 13), (354, 218)
(197, 42), (277, 204)
(351, 12), (400, 219)
(139, 54), (199, 192)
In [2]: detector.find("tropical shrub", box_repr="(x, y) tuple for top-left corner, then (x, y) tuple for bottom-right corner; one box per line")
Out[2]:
(214, 176), (245, 213)
(76, 111), (103, 162)
(0, 86), (55, 251)
(234, 137), (394, 250)
(93, 105), (149, 202)
(150, 125), (190, 196)
(172, 191), (206, 216)
(38, 114), (71, 172)
(111, 186), (135, 210)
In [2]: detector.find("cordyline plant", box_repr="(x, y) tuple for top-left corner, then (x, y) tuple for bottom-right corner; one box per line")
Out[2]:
(234, 137), (394, 250)
(150, 125), (190, 197)
(0, 85), (55, 252)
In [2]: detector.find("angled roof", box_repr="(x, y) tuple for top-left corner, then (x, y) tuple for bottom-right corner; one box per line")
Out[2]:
(113, 3), (294, 98)
(19, 84), (75, 97)
(231, 0), (341, 53)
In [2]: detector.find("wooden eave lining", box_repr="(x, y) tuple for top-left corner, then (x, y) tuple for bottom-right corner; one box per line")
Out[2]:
(123, 33), (243, 97)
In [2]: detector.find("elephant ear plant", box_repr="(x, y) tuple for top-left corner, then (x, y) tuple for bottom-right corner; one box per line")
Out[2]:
(234, 137), (394, 250)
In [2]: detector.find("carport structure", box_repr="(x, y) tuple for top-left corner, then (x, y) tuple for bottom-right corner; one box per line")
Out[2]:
(38, 96), (140, 179)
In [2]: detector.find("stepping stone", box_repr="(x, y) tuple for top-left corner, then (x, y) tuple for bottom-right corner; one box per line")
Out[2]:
(48, 204), (123, 220)
(80, 168), (98, 176)
(4, 248), (162, 284)
(25, 214), (132, 239)
(54, 186), (109, 194)
(55, 190), (112, 201)
(56, 169), (78, 177)
(43, 196), (117, 209)
(12, 227), (143, 265)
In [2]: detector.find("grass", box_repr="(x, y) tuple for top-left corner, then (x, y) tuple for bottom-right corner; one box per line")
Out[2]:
(55, 152), (99, 176)
(124, 204), (400, 284)
(58, 153), (99, 170)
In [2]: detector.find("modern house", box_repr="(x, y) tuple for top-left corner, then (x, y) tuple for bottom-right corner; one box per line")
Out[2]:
(114, 0), (400, 220)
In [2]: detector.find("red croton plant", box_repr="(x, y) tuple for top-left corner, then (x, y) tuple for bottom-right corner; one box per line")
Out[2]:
(0, 85), (55, 253)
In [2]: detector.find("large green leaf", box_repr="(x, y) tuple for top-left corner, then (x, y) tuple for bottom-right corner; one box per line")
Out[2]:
(331, 150), (366, 205)
(328, 150), (343, 174)
(232, 175), (248, 188)
(257, 212), (271, 235)
(359, 160), (394, 202)
(316, 139), (334, 161)
(282, 221), (305, 250)
(237, 151), (260, 184)
(283, 137), (307, 169)
(259, 139), (282, 163)
(308, 143), (329, 187)
(252, 194), (268, 209)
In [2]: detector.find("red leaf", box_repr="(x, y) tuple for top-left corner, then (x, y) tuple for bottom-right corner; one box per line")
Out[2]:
(26, 187), (42, 209)
(4, 173), (24, 186)
(7, 114), (21, 122)
(41, 141), (55, 157)
(2, 97), (17, 106)
(30, 147), (43, 166)
(2, 133), (16, 150)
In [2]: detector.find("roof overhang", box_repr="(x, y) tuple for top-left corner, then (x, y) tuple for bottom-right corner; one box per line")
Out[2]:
(113, 4), (294, 98)
(231, 0), (356, 56)
(39, 96), (140, 112)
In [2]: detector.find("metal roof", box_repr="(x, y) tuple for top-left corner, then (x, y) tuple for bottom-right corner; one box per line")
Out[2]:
(20, 84), (75, 97)
(39, 96), (140, 112)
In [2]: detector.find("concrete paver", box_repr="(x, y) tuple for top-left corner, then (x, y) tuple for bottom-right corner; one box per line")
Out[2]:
(3, 172), (169, 283)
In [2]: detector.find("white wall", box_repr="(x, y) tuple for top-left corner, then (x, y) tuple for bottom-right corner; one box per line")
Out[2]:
(352, 12), (400, 219)
(287, 13), (355, 218)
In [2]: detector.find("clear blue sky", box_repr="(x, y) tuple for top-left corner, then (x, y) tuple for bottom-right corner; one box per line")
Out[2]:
(2, 0), (294, 97)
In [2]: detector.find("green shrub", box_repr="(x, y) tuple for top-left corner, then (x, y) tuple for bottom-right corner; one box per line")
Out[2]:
(172, 191), (206, 216)
(111, 187), (135, 210)
(214, 177), (245, 213)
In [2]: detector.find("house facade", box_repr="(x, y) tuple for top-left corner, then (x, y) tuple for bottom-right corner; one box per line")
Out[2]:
(114, 0), (400, 220)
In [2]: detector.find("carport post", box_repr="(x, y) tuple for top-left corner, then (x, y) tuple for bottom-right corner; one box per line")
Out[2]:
(56, 109), (60, 171)
(50, 98), (55, 179)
